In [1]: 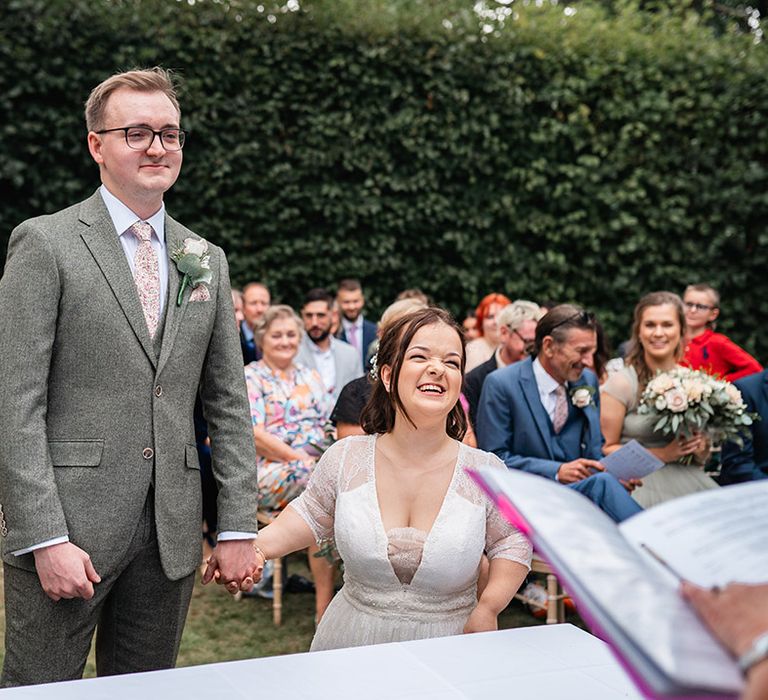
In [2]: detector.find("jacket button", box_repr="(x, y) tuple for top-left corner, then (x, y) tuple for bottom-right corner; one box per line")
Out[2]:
(143, 448), (154, 460)
(155, 385), (163, 397)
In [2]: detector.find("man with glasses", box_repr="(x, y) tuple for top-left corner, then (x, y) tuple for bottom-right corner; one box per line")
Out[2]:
(0, 68), (261, 686)
(682, 283), (761, 382)
(463, 300), (544, 430)
(477, 305), (642, 522)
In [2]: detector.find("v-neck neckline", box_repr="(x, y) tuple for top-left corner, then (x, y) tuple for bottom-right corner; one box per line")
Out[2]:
(370, 434), (463, 586)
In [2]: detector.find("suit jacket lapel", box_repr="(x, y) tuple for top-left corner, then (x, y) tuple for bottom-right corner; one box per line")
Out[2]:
(78, 192), (157, 368)
(156, 218), (189, 376)
(519, 359), (555, 459)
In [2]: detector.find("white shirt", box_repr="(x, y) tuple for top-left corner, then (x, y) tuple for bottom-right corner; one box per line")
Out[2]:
(532, 357), (564, 424)
(309, 341), (336, 394)
(341, 315), (364, 348)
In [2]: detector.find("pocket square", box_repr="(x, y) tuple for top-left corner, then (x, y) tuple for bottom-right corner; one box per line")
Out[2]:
(190, 285), (211, 302)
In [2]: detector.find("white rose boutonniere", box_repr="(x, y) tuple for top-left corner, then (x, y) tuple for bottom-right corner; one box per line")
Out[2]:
(171, 237), (212, 305)
(570, 385), (595, 409)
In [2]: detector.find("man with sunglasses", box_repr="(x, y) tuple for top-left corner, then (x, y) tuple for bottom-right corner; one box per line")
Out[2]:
(477, 305), (642, 522)
(464, 299), (544, 430)
(0, 68), (260, 686)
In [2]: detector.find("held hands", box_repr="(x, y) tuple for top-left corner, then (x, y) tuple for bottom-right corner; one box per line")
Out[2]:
(202, 539), (265, 596)
(463, 602), (498, 635)
(556, 458), (604, 484)
(34, 542), (101, 601)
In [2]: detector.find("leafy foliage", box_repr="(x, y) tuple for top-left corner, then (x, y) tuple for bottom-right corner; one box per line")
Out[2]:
(1, 0), (767, 358)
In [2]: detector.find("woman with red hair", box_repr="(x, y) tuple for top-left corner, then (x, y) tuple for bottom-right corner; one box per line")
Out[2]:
(464, 293), (511, 372)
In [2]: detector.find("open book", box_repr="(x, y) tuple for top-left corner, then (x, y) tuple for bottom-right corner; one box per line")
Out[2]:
(469, 467), (768, 699)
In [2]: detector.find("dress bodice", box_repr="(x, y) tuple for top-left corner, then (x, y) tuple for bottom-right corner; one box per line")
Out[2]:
(290, 434), (531, 616)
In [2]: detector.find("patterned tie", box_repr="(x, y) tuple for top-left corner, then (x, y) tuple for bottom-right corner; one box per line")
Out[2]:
(553, 384), (568, 434)
(130, 221), (160, 338)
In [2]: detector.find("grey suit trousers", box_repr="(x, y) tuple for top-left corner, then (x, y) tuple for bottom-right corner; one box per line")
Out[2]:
(0, 493), (195, 687)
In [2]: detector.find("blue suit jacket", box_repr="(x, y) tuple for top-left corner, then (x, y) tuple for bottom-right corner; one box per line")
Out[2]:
(337, 317), (377, 366)
(476, 357), (603, 479)
(720, 369), (768, 484)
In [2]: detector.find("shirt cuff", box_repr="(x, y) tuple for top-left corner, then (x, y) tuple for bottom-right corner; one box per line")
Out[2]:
(217, 531), (259, 541)
(12, 535), (70, 556)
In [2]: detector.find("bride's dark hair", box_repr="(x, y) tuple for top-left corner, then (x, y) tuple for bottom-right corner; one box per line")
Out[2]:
(360, 307), (467, 440)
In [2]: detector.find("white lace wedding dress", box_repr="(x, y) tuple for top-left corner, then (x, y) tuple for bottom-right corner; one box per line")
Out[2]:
(289, 434), (532, 651)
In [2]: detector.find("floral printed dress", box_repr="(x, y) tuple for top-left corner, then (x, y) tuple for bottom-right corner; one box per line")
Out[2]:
(245, 360), (333, 511)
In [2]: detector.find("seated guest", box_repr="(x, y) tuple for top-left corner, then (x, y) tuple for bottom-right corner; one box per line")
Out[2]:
(241, 281), (271, 364)
(297, 288), (362, 403)
(720, 368), (768, 484)
(465, 292), (512, 372)
(583, 319), (611, 385)
(462, 311), (480, 341)
(477, 305), (642, 523)
(464, 300), (543, 430)
(245, 305), (335, 620)
(332, 298), (427, 439)
(682, 283), (761, 382)
(601, 292), (715, 508)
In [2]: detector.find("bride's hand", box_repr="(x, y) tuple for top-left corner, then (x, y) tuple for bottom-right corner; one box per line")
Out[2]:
(463, 602), (497, 634)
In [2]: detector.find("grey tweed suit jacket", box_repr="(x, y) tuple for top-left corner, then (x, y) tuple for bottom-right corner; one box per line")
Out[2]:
(0, 191), (258, 581)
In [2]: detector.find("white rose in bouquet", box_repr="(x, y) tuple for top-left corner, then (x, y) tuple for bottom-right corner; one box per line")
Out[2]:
(664, 388), (689, 413)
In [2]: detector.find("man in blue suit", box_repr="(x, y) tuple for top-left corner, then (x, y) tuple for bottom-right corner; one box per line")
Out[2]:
(335, 278), (377, 371)
(477, 305), (642, 523)
(719, 369), (768, 484)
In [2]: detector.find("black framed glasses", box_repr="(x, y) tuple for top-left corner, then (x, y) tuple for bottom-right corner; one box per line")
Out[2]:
(95, 126), (186, 151)
(549, 310), (596, 333)
(512, 328), (536, 355)
(684, 301), (716, 312)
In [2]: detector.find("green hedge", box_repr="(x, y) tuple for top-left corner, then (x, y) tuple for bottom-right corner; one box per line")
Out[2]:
(1, 0), (767, 359)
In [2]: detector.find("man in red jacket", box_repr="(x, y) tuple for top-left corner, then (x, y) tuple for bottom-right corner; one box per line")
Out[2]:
(682, 283), (762, 381)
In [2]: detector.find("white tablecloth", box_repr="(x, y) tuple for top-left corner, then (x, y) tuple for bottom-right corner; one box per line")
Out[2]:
(2, 623), (643, 699)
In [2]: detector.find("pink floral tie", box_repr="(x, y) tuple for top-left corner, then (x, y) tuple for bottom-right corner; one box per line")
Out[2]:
(130, 221), (160, 338)
(553, 384), (568, 434)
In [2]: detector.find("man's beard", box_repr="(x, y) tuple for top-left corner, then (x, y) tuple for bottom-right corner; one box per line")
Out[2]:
(309, 328), (331, 343)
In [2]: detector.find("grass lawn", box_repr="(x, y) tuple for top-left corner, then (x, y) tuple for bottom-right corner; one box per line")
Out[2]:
(0, 553), (585, 677)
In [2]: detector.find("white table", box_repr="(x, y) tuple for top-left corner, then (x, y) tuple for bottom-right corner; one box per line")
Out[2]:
(2, 624), (643, 699)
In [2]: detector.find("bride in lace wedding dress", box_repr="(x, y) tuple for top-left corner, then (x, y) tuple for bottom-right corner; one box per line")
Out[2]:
(256, 307), (531, 650)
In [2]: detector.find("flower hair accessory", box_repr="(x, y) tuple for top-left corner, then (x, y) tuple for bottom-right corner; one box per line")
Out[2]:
(369, 353), (378, 381)
(569, 385), (595, 409)
(171, 237), (212, 306)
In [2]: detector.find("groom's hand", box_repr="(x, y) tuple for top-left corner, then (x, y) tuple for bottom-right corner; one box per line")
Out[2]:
(557, 458), (604, 484)
(33, 542), (101, 601)
(202, 539), (263, 595)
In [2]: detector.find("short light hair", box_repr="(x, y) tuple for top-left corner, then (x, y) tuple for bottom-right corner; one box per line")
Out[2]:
(253, 305), (303, 349)
(337, 278), (362, 294)
(497, 299), (545, 333)
(242, 281), (270, 297)
(379, 298), (428, 331)
(84, 67), (181, 132)
(684, 283), (720, 308)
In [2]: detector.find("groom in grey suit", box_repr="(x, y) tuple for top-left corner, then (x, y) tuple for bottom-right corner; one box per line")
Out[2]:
(0, 68), (262, 686)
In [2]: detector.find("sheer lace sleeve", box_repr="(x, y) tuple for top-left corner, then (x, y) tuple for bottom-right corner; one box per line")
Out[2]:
(289, 438), (347, 542)
(457, 445), (532, 569)
(482, 454), (532, 568)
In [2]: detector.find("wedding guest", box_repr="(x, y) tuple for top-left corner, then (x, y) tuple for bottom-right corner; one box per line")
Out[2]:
(332, 298), (427, 439)
(465, 293), (512, 372)
(241, 281), (270, 364)
(256, 307), (532, 650)
(583, 319), (611, 384)
(232, 289), (245, 326)
(682, 284), (761, 382)
(464, 300), (544, 429)
(478, 305), (642, 522)
(719, 368), (768, 484)
(682, 582), (768, 700)
(244, 305), (335, 620)
(336, 278), (376, 371)
(601, 291), (716, 508)
(396, 288), (430, 305)
(462, 311), (480, 340)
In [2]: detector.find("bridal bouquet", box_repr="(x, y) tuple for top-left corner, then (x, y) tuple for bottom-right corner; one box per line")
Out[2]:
(638, 367), (757, 447)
